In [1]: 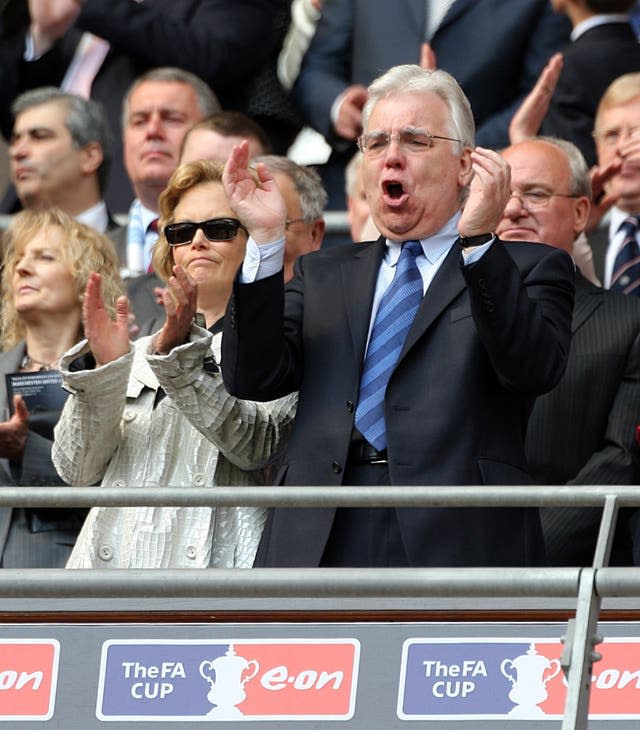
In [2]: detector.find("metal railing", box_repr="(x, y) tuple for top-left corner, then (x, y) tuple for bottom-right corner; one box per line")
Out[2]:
(1, 483), (640, 729)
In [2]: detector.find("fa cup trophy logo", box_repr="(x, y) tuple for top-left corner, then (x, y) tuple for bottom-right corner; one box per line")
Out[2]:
(500, 643), (561, 718)
(199, 644), (259, 718)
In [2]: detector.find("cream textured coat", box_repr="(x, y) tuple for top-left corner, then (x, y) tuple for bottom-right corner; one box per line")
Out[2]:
(52, 326), (296, 569)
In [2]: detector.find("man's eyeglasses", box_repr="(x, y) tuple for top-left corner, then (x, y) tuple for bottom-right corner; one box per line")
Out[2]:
(592, 125), (640, 148)
(164, 218), (248, 246)
(285, 217), (308, 229)
(508, 190), (579, 209)
(357, 129), (464, 157)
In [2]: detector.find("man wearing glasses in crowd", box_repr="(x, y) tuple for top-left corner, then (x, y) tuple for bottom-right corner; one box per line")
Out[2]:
(221, 64), (575, 569)
(587, 73), (640, 293)
(497, 135), (640, 567)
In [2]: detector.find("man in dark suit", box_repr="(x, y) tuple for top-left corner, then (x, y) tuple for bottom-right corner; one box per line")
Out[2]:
(540, 0), (640, 167)
(497, 136), (640, 565)
(115, 67), (219, 275)
(7, 86), (122, 237)
(221, 64), (575, 568)
(291, 0), (570, 207)
(111, 66), (220, 336)
(0, 0), (273, 212)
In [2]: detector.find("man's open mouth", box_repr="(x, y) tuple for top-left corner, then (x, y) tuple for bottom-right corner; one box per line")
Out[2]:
(383, 181), (405, 199)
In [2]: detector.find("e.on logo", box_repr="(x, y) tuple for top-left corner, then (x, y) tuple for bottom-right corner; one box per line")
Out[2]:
(542, 638), (640, 718)
(238, 641), (359, 718)
(0, 640), (60, 721)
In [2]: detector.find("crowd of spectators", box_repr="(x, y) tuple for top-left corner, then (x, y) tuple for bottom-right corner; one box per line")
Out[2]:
(0, 0), (640, 572)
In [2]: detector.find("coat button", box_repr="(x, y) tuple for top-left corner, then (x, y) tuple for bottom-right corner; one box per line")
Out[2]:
(193, 473), (206, 486)
(186, 545), (197, 560)
(98, 545), (113, 562)
(123, 410), (136, 422)
(112, 480), (126, 488)
(346, 400), (354, 413)
(332, 461), (342, 474)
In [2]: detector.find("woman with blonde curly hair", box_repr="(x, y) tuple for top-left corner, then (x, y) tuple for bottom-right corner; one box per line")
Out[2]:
(53, 160), (297, 569)
(0, 208), (122, 567)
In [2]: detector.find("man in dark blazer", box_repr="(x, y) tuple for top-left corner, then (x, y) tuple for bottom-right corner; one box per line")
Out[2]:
(497, 136), (640, 566)
(540, 0), (640, 167)
(0, 0), (273, 212)
(221, 65), (575, 568)
(114, 66), (220, 336)
(291, 0), (570, 207)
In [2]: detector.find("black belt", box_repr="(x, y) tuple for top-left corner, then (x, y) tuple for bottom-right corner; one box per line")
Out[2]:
(348, 441), (389, 465)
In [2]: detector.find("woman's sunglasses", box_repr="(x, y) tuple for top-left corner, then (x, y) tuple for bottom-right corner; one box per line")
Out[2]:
(164, 217), (248, 246)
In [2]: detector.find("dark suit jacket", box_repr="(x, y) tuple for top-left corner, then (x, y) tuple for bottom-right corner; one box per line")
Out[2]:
(541, 21), (640, 167)
(110, 219), (166, 335)
(293, 0), (571, 149)
(108, 221), (127, 271)
(588, 224), (611, 287)
(126, 272), (166, 336)
(526, 273), (640, 565)
(0, 342), (86, 568)
(0, 0), (273, 212)
(222, 237), (575, 567)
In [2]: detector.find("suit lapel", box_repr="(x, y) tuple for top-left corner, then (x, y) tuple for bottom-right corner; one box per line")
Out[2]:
(400, 242), (465, 359)
(341, 238), (386, 363)
(407, 0), (472, 43)
(0, 343), (26, 410)
(437, 0), (475, 34)
(588, 224), (610, 285)
(408, 0), (426, 34)
(572, 273), (603, 334)
(0, 344), (25, 517)
(342, 239), (465, 367)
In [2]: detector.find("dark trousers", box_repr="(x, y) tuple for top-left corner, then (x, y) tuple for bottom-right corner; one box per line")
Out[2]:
(320, 435), (409, 567)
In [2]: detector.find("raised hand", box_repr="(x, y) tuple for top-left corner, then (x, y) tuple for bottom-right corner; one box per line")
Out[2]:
(153, 285), (166, 307)
(585, 158), (622, 234)
(459, 147), (511, 237)
(334, 85), (368, 140)
(154, 266), (198, 355)
(0, 396), (29, 463)
(28, 0), (83, 55)
(223, 140), (287, 244)
(509, 52), (563, 144)
(82, 272), (130, 367)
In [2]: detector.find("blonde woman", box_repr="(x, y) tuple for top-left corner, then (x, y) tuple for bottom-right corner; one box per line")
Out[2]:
(53, 160), (296, 569)
(0, 208), (122, 567)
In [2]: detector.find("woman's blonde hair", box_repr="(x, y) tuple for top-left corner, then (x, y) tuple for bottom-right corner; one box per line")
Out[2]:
(0, 208), (123, 350)
(153, 159), (255, 281)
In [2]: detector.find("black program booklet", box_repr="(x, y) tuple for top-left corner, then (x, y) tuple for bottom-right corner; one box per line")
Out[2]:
(5, 370), (68, 440)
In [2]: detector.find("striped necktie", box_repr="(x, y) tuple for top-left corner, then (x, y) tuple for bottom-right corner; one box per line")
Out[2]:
(354, 241), (424, 450)
(611, 215), (640, 295)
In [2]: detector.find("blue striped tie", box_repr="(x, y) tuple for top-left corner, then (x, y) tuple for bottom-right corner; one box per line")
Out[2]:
(355, 240), (423, 450)
(611, 216), (640, 295)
